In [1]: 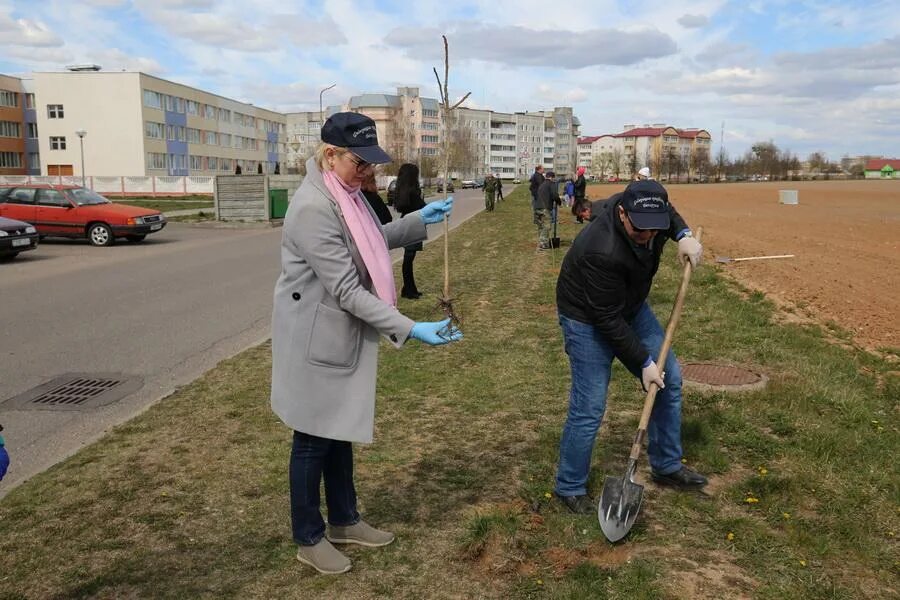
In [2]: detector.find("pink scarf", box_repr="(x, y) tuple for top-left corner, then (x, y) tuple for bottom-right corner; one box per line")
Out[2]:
(322, 169), (397, 306)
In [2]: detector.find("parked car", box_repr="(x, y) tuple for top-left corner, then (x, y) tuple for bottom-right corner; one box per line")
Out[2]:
(461, 180), (478, 189)
(435, 180), (455, 193)
(0, 216), (39, 260)
(512, 178), (522, 184)
(0, 185), (166, 246)
(606, 175), (620, 182)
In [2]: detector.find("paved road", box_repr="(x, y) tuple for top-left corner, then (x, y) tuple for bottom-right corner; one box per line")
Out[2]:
(0, 187), (495, 497)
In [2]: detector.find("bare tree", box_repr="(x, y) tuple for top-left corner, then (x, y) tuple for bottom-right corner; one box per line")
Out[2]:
(442, 111), (478, 178)
(432, 34), (470, 329)
(611, 147), (623, 179)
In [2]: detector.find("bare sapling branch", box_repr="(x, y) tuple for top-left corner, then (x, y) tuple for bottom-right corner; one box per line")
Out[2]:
(432, 34), (470, 338)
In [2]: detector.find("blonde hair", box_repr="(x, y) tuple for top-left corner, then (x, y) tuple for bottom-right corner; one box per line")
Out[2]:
(315, 143), (349, 171)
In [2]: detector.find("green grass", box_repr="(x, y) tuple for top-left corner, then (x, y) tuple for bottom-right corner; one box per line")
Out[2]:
(0, 187), (897, 599)
(116, 198), (214, 212)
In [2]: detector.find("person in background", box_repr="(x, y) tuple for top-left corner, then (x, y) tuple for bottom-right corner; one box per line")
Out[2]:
(361, 171), (392, 226)
(484, 173), (496, 212)
(392, 163), (427, 299)
(529, 165), (544, 207)
(271, 112), (461, 575)
(573, 166), (587, 222)
(0, 424), (9, 482)
(564, 177), (575, 208)
(535, 170), (561, 250)
(635, 166), (651, 181)
(553, 179), (705, 514)
(496, 175), (504, 202)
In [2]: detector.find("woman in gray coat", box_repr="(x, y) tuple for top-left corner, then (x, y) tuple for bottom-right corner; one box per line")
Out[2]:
(271, 112), (461, 575)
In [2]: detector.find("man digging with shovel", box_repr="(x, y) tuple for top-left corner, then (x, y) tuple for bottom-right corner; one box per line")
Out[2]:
(553, 179), (706, 515)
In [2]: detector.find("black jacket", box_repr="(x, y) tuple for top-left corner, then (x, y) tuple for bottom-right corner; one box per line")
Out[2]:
(573, 174), (586, 200)
(529, 171), (544, 197)
(536, 179), (561, 211)
(556, 192), (688, 372)
(362, 190), (393, 226)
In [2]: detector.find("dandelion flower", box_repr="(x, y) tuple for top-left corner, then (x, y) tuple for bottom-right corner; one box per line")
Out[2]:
(537, 579), (543, 586)
(799, 559), (807, 567)
(727, 532), (735, 541)
(744, 496), (759, 504)
(758, 467), (768, 476)
(782, 512), (791, 520)
(681, 458), (687, 464)
(544, 492), (552, 499)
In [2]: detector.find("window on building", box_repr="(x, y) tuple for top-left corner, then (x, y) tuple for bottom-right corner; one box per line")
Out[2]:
(220, 133), (231, 147)
(205, 105), (216, 120)
(147, 152), (166, 170)
(145, 121), (164, 139)
(28, 152), (40, 170)
(186, 128), (201, 144)
(207, 156), (218, 170)
(27, 122), (38, 138)
(220, 158), (232, 172)
(0, 151), (22, 168)
(0, 90), (18, 107)
(50, 136), (66, 150)
(205, 131), (218, 145)
(143, 90), (163, 109)
(47, 104), (64, 119)
(0, 121), (20, 137)
(24, 93), (35, 109)
(218, 108), (231, 122)
(189, 155), (202, 171)
(186, 100), (199, 115)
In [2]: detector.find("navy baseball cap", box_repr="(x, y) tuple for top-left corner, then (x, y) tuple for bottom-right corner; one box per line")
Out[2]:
(621, 180), (670, 230)
(321, 112), (392, 164)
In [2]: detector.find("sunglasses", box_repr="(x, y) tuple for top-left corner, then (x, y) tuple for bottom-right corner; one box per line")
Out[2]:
(346, 152), (372, 173)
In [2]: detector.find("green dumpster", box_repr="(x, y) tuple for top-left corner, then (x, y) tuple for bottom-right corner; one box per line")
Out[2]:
(269, 189), (288, 219)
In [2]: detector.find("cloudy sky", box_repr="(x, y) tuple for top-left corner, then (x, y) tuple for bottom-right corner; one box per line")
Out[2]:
(1, 0), (898, 160)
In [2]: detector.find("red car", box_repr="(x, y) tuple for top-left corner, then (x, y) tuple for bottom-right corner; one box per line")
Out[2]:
(0, 185), (166, 246)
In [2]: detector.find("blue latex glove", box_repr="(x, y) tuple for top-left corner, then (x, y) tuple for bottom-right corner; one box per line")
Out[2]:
(0, 433), (8, 481)
(409, 318), (462, 345)
(420, 196), (453, 224)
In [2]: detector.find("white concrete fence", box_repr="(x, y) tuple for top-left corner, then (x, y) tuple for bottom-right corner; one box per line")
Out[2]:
(0, 175), (214, 196)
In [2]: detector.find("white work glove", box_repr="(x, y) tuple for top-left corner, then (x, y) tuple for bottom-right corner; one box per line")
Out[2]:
(641, 360), (665, 392)
(677, 235), (703, 268)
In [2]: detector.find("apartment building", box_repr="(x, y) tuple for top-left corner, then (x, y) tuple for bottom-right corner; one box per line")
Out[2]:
(0, 73), (39, 176)
(578, 125), (712, 179)
(33, 68), (285, 177)
(457, 106), (580, 179)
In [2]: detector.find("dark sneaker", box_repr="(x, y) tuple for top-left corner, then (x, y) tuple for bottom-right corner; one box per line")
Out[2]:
(326, 520), (395, 547)
(555, 493), (594, 515)
(651, 466), (708, 490)
(296, 539), (351, 575)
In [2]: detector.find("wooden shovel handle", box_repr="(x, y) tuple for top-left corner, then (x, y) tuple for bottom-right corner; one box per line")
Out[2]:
(628, 228), (703, 462)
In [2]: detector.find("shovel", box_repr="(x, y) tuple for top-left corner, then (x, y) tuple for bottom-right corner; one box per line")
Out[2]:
(550, 204), (561, 248)
(598, 228), (703, 543)
(715, 254), (794, 264)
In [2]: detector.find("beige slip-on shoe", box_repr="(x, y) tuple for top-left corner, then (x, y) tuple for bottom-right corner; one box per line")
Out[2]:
(326, 520), (395, 547)
(296, 538), (351, 575)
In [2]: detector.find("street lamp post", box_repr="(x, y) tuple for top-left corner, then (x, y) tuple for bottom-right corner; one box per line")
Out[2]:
(319, 84), (336, 119)
(75, 129), (87, 187)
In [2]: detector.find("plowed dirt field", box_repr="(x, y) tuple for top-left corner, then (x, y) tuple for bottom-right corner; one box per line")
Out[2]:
(585, 180), (899, 353)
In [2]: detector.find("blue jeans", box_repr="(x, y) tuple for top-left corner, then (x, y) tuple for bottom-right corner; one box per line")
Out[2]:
(555, 303), (684, 497)
(290, 431), (360, 545)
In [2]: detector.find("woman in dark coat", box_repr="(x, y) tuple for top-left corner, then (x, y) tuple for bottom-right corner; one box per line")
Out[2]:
(392, 163), (426, 299)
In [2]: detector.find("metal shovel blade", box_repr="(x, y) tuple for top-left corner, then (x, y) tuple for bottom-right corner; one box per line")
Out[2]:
(598, 472), (644, 542)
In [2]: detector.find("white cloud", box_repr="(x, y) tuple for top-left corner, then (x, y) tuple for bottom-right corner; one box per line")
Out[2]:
(678, 14), (709, 28)
(0, 15), (63, 47)
(385, 24), (678, 68)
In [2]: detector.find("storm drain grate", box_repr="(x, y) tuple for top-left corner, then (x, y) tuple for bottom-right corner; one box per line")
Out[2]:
(2, 373), (143, 411)
(681, 362), (768, 393)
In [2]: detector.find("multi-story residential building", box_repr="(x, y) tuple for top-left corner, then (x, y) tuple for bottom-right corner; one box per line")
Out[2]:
(457, 106), (580, 179)
(0, 73), (39, 176)
(32, 68), (286, 177)
(284, 109), (326, 173)
(578, 125), (712, 180)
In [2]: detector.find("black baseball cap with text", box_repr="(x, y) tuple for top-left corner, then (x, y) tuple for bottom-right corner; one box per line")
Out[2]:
(621, 180), (670, 230)
(321, 112), (392, 164)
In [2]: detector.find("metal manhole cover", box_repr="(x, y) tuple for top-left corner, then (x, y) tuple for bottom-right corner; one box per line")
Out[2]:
(2, 373), (143, 411)
(681, 362), (767, 392)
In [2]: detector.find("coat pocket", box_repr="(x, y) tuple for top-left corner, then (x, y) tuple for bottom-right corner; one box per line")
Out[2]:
(306, 303), (361, 369)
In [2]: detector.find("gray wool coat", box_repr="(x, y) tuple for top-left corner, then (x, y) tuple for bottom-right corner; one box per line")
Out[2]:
(271, 157), (427, 443)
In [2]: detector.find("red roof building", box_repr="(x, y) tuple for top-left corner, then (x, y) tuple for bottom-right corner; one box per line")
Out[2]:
(864, 158), (900, 178)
